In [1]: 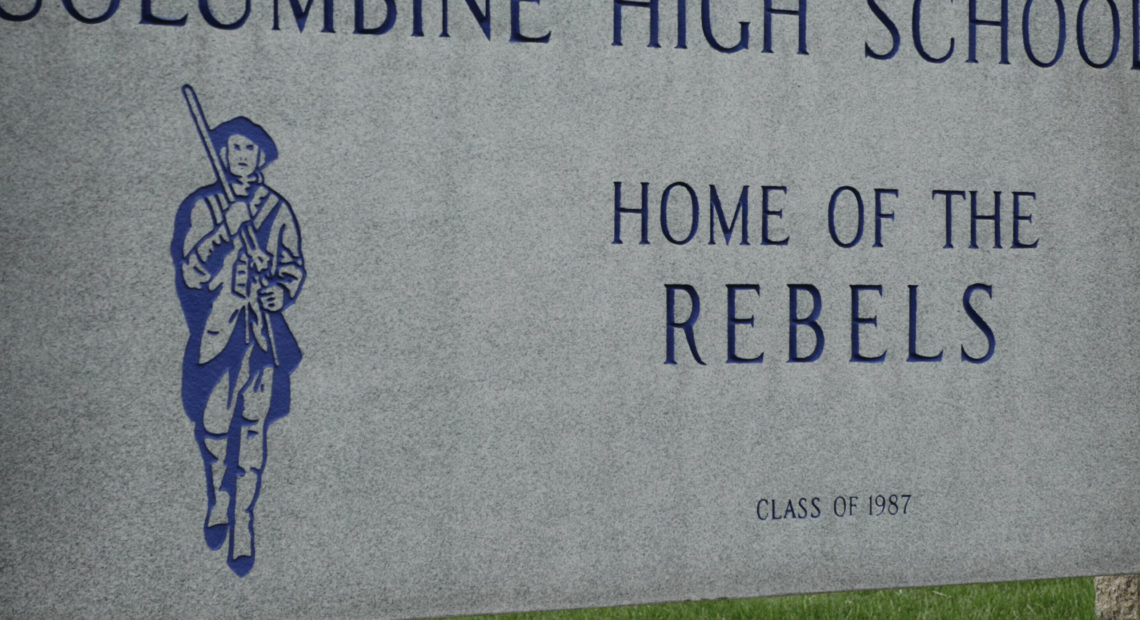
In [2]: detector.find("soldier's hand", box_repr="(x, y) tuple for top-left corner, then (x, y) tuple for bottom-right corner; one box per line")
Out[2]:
(249, 247), (271, 272)
(225, 201), (251, 235)
(258, 284), (286, 312)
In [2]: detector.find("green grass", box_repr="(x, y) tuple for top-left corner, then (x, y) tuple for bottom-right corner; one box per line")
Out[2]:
(461, 577), (1094, 620)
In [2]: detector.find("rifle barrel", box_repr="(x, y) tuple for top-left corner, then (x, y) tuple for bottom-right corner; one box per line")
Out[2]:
(182, 85), (236, 204)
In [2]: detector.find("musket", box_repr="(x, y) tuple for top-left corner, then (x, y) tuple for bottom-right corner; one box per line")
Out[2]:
(182, 84), (236, 204)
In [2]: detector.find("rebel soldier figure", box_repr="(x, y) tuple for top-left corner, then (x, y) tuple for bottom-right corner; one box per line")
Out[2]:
(171, 106), (304, 576)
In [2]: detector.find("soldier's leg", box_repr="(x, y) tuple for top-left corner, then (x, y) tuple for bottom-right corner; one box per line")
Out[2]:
(202, 374), (236, 532)
(231, 365), (273, 561)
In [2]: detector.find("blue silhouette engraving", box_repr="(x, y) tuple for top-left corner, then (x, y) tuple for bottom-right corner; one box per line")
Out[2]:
(171, 85), (304, 577)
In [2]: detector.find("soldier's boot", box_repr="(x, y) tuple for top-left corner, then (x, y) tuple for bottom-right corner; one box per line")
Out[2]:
(203, 436), (230, 550)
(231, 471), (257, 560)
(201, 375), (237, 550)
(228, 420), (266, 576)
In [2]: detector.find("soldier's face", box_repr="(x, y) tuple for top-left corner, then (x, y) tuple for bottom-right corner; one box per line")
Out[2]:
(226, 134), (260, 178)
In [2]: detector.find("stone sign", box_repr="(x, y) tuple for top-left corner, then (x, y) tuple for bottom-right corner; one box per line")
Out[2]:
(1, 1), (1137, 617)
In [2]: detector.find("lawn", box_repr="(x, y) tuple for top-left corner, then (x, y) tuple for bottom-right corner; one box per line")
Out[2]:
(462, 577), (1094, 619)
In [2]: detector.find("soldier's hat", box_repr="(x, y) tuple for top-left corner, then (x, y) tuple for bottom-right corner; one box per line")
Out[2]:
(210, 117), (278, 169)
